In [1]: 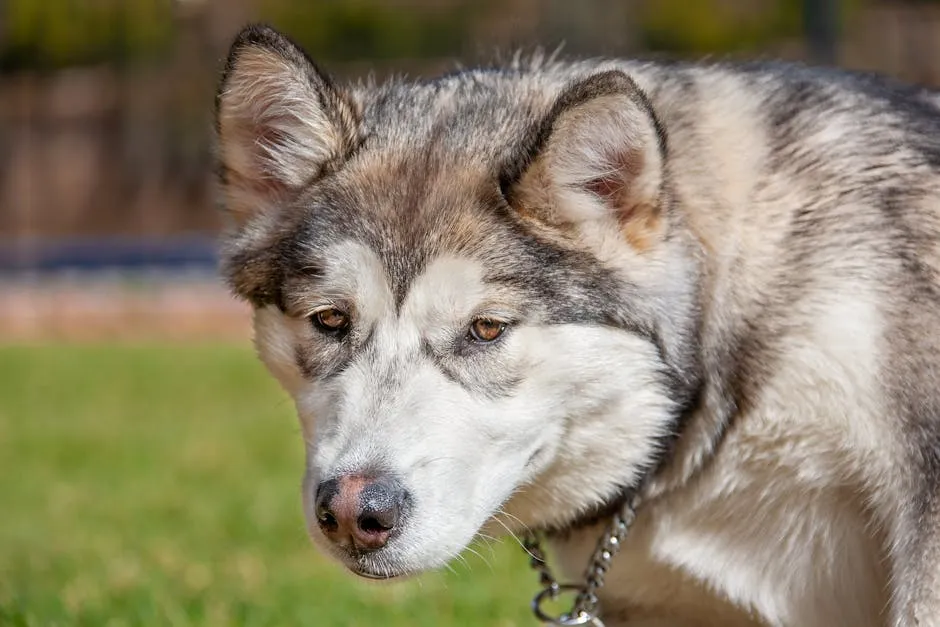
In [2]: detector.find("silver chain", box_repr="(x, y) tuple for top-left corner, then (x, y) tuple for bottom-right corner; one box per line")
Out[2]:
(523, 491), (641, 626)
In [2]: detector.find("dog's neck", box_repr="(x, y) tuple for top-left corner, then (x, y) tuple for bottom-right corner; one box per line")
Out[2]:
(544, 493), (632, 540)
(547, 378), (709, 538)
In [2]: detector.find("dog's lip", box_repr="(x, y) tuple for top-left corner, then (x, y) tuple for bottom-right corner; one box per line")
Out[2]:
(344, 550), (411, 580)
(350, 562), (410, 580)
(353, 567), (405, 580)
(311, 529), (413, 580)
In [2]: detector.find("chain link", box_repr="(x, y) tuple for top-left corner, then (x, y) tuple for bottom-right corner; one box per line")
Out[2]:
(525, 491), (642, 626)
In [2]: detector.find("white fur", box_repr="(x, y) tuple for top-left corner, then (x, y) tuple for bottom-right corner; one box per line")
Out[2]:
(549, 280), (896, 626)
(256, 242), (901, 625)
(248, 99), (904, 626)
(254, 243), (677, 580)
(225, 38), (940, 625)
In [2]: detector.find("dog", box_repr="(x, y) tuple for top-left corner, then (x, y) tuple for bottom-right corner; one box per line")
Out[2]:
(213, 24), (940, 626)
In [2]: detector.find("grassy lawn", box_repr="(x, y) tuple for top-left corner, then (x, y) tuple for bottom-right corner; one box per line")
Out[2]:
(0, 345), (539, 626)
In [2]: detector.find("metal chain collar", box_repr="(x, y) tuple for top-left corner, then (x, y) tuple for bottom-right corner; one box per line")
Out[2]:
(523, 492), (642, 627)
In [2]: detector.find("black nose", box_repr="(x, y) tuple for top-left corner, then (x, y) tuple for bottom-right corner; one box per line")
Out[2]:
(315, 474), (406, 551)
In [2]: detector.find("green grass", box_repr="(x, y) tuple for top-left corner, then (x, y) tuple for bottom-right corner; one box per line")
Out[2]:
(0, 345), (539, 626)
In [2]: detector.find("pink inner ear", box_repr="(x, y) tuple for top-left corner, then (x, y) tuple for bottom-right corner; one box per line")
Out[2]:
(584, 175), (624, 200)
(581, 145), (646, 216)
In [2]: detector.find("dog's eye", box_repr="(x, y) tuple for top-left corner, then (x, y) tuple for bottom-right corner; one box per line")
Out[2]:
(467, 318), (506, 343)
(311, 308), (350, 334)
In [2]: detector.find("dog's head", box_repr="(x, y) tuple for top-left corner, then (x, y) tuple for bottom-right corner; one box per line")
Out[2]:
(215, 25), (701, 579)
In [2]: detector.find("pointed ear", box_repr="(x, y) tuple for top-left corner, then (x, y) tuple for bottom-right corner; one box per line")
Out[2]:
(505, 70), (667, 250)
(215, 25), (360, 225)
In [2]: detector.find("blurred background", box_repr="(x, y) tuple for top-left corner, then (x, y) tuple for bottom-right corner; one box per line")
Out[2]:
(4, 0), (940, 340)
(2, 1), (940, 625)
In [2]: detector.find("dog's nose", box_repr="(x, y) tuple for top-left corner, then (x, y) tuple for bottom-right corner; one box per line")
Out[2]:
(315, 474), (405, 551)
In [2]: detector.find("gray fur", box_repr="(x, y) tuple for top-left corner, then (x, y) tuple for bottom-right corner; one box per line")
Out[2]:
(216, 24), (940, 626)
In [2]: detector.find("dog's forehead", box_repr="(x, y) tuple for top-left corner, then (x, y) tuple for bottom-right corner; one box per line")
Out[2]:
(283, 169), (618, 328)
(275, 76), (618, 318)
(284, 76), (557, 276)
(291, 120), (528, 301)
(352, 73), (566, 170)
(359, 76), (540, 140)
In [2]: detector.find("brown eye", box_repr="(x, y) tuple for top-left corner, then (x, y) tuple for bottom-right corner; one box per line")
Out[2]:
(312, 308), (350, 334)
(468, 318), (506, 343)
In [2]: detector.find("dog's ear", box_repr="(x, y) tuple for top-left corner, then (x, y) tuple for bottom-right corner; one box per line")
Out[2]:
(215, 24), (359, 225)
(504, 70), (667, 251)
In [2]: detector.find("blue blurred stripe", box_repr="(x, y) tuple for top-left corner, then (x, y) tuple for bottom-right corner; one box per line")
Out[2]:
(0, 235), (220, 275)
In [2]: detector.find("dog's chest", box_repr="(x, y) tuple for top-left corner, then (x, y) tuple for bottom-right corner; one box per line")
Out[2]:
(544, 287), (897, 626)
(549, 453), (889, 627)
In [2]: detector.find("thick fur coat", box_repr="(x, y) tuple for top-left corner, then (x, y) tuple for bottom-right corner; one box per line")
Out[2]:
(214, 24), (940, 626)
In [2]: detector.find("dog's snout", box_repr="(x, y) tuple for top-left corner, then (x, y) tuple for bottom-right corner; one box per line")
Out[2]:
(315, 474), (405, 551)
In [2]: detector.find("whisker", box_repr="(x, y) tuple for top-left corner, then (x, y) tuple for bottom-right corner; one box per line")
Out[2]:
(474, 533), (501, 560)
(463, 544), (493, 572)
(492, 511), (539, 561)
(496, 508), (533, 535)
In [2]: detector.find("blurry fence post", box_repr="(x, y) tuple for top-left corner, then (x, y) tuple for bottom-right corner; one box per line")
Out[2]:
(804, 0), (840, 65)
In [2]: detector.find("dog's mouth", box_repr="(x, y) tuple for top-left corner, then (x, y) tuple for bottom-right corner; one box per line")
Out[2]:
(353, 566), (407, 580)
(347, 555), (412, 580)
(314, 539), (415, 580)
